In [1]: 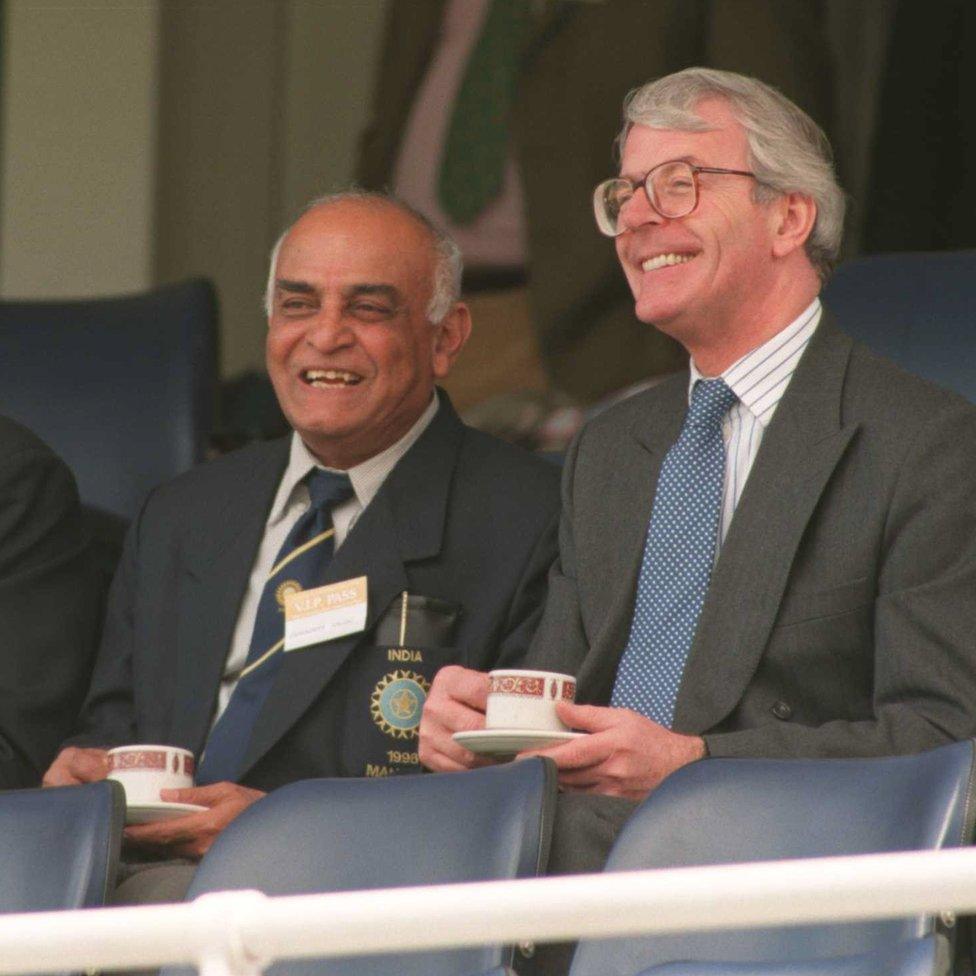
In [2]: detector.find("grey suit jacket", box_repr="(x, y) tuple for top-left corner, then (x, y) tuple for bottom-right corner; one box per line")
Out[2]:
(71, 398), (560, 789)
(527, 316), (976, 757)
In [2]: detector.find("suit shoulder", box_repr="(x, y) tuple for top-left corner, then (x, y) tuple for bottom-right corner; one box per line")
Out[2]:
(140, 438), (288, 515)
(456, 426), (561, 505)
(578, 372), (687, 442)
(0, 414), (62, 463)
(844, 342), (976, 429)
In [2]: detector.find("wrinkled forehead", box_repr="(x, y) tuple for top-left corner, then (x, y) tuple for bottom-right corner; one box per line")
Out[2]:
(276, 201), (436, 294)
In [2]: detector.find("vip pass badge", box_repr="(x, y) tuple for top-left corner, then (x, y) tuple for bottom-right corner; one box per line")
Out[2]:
(283, 576), (368, 650)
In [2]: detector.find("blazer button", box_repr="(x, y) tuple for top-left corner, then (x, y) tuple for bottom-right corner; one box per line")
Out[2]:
(771, 700), (793, 720)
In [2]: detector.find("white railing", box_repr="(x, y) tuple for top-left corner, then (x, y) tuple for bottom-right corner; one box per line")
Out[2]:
(1, 847), (976, 976)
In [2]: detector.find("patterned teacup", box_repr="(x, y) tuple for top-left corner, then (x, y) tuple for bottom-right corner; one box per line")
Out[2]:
(106, 744), (195, 805)
(485, 669), (576, 732)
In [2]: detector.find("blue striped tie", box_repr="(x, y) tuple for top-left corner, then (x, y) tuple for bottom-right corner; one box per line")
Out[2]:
(611, 379), (737, 727)
(197, 469), (354, 785)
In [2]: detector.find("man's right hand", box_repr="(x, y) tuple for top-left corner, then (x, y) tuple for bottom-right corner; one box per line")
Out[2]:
(419, 665), (494, 772)
(42, 747), (110, 787)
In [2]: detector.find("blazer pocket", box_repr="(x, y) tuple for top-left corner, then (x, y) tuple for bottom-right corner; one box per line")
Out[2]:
(371, 593), (461, 648)
(774, 577), (874, 628)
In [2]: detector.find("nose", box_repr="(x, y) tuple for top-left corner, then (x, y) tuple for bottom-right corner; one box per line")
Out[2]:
(618, 185), (663, 233)
(305, 304), (355, 352)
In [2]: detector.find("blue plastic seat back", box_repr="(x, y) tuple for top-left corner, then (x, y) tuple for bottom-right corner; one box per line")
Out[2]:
(173, 759), (556, 976)
(0, 781), (124, 912)
(636, 935), (948, 976)
(0, 278), (218, 519)
(822, 250), (976, 403)
(570, 742), (976, 976)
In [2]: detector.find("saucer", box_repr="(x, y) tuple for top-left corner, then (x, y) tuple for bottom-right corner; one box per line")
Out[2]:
(126, 801), (207, 825)
(453, 728), (584, 757)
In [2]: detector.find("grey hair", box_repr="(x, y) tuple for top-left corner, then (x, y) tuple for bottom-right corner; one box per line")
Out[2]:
(619, 67), (845, 280)
(263, 189), (463, 322)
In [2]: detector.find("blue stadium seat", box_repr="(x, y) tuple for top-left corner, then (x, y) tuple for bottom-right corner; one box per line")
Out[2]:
(167, 758), (557, 976)
(823, 250), (976, 403)
(0, 781), (124, 912)
(569, 741), (976, 976)
(0, 279), (218, 519)
(635, 936), (948, 976)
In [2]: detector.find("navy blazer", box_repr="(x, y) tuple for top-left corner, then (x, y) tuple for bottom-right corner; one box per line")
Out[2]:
(71, 397), (560, 789)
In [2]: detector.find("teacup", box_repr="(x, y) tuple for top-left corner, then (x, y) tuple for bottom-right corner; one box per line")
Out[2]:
(106, 744), (195, 805)
(485, 669), (576, 732)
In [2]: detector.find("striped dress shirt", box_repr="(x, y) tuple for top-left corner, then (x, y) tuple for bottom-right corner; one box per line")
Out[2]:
(688, 298), (822, 544)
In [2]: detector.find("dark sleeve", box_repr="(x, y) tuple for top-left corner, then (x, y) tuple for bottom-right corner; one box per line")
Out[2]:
(0, 439), (100, 786)
(491, 505), (561, 668)
(522, 434), (592, 675)
(705, 402), (976, 758)
(64, 510), (141, 749)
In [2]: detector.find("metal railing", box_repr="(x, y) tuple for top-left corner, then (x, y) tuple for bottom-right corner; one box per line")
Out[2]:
(1, 847), (976, 976)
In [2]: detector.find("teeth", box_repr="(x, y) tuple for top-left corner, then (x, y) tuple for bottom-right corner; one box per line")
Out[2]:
(304, 369), (360, 386)
(641, 253), (696, 272)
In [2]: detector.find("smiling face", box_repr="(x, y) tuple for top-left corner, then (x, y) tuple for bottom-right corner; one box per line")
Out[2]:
(614, 99), (795, 366)
(266, 199), (470, 469)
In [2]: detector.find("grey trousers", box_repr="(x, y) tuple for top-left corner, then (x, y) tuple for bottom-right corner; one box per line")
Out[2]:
(112, 858), (197, 906)
(516, 792), (638, 976)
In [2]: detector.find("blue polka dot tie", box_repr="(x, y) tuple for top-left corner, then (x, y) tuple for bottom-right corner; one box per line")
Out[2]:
(197, 469), (354, 785)
(611, 379), (738, 727)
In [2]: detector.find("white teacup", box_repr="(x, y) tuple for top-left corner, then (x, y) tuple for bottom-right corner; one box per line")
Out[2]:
(106, 744), (195, 805)
(485, 669), (577, 732)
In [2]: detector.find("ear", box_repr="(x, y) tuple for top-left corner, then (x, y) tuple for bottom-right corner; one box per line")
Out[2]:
(431, 303), (472, 379)
(770, 192), (817, 259)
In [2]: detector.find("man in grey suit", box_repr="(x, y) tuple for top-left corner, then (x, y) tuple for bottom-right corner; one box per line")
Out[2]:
(420, 67), (976, 862)
(42, 192), (559, 900)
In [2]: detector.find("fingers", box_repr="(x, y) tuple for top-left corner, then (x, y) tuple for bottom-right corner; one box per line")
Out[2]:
(429, 665), (489, 711)
(42, 747), (110, 787)
(160, 782), (262, 808)
(556, 701), (632, 733)
(125, 808), (215, 859)
(125, 783), (264, 859)
(418, 716), (494, 771)
(419, 666), (492, 772)
(518, 732), (609, 771)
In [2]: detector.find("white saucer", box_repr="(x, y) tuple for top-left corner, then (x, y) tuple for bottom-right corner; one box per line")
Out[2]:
(453, 728), (584, 757)
(126, 801), (207, 825)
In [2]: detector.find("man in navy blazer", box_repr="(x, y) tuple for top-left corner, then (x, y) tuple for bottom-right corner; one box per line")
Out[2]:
(42, 193), (560, 883)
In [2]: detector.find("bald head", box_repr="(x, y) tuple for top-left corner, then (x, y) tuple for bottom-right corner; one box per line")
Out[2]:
(264, 193), (472, 469)
(264, 191), (462, 323)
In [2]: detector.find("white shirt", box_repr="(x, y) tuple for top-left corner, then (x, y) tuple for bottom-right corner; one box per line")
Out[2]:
(689, 298), (822, 544)
(212, 396), (440, 724)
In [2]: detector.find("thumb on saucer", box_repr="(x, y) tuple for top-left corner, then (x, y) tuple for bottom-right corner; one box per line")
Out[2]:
(160, 788), (191, 803)
(555, 700), (616, 732)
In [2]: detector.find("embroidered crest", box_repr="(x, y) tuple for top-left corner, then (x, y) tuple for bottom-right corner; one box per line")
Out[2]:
(370, 670), (430, 739)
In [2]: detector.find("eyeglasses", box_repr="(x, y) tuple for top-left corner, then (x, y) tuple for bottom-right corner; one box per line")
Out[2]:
(593, 160), (757, 236)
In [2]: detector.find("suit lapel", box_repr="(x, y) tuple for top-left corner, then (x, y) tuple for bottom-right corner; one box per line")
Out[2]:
(578, 377), (688, 702)
(174, 439), (291, 755)
(239, 398), (463, 775)
(674, 320), (859, 732)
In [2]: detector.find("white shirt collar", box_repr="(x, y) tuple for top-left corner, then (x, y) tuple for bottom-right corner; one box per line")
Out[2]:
(268, 394), (440, 527)
(689, 297), (822, 426)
